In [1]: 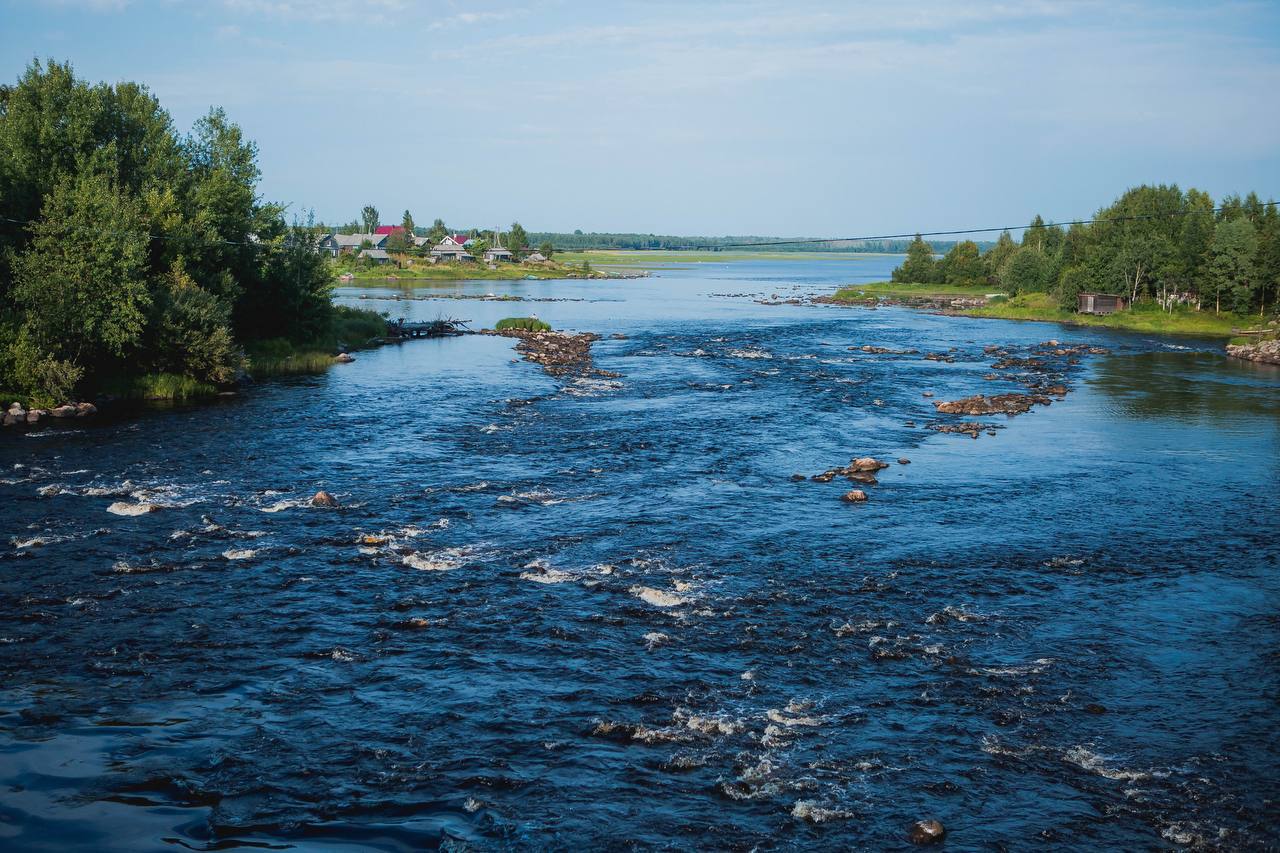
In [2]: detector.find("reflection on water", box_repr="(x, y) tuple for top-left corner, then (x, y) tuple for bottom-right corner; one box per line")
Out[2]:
(1091, 350), (1280, 423)
(1, 256), (1277, 851)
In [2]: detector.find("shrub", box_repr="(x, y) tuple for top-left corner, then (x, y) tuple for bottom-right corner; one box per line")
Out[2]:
(495, 317), (552, 332)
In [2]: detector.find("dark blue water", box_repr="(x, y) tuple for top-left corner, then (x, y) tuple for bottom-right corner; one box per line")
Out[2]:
(2, 256), (1277, 851)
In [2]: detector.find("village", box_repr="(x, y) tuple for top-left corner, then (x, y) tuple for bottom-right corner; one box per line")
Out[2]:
(317, 224), (554, 275)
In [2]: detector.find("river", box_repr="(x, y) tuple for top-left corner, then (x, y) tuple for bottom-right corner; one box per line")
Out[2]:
(1, 255), (1277, 850)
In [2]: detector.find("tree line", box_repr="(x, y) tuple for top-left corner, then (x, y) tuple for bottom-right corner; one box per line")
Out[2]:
(0, 60), (337, 405)
(891, 185), (1280, 315)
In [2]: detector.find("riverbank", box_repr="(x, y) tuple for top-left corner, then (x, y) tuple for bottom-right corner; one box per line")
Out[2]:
(0, 306), (391, 421)
(336, 260), (628, 281)
(829, 283), (1250, 338)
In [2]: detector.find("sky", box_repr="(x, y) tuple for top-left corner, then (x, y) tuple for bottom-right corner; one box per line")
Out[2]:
(2, 0), (1278, 237)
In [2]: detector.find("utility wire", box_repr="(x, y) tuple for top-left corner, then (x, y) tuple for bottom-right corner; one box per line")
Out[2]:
(693, 200), (1277, 250)
(2, 199), (1276, 254)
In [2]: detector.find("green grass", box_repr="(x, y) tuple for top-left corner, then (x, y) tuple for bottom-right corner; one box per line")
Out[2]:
(246, 306), (391, 377)
(332, 305), (389, 346)
(494, 317), (552, 332)
(832, 280), (998, 300)
(965, 293), (1245, 337)
(334, 260), (609, 280)
(103, 373), (219, 401)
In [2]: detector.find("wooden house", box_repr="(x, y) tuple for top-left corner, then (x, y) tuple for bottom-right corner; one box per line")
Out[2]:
(1077, 292), (1129, 314)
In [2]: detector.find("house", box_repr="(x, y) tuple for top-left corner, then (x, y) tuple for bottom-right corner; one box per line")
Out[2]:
(318, 233), (387, 256)
(431, 234), (474, 262)
(484, 246), (514, 263)
(374, 225), (400, 236)
(413, 235), (432, 249)
(359, 248), (392, 264)
(1077, 292), (1129, 315)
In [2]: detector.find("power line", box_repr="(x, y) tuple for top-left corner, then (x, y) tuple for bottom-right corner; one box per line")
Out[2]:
(3, 198), (1276, 255)
(693, 200), (1278, 250)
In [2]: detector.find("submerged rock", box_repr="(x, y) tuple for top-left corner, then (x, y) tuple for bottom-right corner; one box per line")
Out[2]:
(898, 457), (911, 465)
(910, 819), (946, 844)
(334, 352), (355, 363)
(311, 490), (340, 508)
(840, 489), (868, 503)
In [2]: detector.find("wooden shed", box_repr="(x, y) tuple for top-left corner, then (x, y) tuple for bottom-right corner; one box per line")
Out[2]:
(1077, 292), (1129, 315)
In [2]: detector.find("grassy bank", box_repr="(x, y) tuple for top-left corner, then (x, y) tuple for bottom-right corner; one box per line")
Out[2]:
(963, 293), (1244, 337)
(831, 282), (1247, 338)
(832, 281), (997, 300)
(336, 261), (611, 280)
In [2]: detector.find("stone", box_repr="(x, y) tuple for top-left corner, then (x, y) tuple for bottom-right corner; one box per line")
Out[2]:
(849, 457), (889, 472)
(909, 819), (946, 845)
(2, 412), (19, 426)
(790, 474), (807, 482)
(898, 457), (910, 465)
(50, 405), (78, 418)
(311, 490), (340, 508)
(840, 489), (868, 503)
(26, 409), (46, 424)
(75, 402), (97, 417)
(812, 471), (837, 483)
(921, 391), (934, 398)
(334, 353), (355, 363)
(1084, 703), (1107, 715)
(847, 471), (878, 485)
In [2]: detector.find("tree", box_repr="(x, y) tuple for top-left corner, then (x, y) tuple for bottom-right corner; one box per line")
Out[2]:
(361, 204), (379, 234)
(539, 240), (554, 258)
(508, 221), (529, 257)
(984, 231), (1017, 285)
(12, 173), (152, 372)
(385, 229), (411, 254)
(146, 262), (243, 383)
(427, 218), (448, 242)
(940, 240), (984, 285)
(401, 209), (415, 236)
(1207, 218), (1258, 314)
(892, 235), (936, 283)
(1001, 247), (1048, 295)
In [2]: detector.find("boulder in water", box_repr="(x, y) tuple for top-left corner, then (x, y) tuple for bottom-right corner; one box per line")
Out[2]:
(50, 404), (78, 418)
(311, 490), (340, 508)
(107, 501), (159, 516)
(75, 402), (97, 417)
(909, 819), (946, 844)
(840, 489), (868, 503)
(334, 353), (355, 363)
(898, 457), (911, 465)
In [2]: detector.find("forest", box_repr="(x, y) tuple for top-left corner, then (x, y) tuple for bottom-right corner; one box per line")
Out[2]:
(891, 185), (1280, 316)
(0, 60), (361, 406)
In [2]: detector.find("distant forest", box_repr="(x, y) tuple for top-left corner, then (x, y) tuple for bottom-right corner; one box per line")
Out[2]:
(528, 232), (993, 254)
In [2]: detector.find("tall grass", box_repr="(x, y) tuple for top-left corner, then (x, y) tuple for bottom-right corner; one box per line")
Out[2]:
(967, 293), (1244, 337)
(104, 373), (219, 400)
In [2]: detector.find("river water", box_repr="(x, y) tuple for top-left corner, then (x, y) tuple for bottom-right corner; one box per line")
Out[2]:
(1, 255), (1277, 851)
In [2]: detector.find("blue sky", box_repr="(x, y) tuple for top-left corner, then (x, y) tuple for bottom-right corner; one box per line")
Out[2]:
(3, 0), (1278, 236)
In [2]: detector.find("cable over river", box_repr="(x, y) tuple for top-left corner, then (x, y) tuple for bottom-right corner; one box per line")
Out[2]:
(1, 255), (1277, 850)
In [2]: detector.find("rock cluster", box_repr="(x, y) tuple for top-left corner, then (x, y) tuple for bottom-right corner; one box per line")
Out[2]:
(1226, 339), (1280, 365)
(486, 329), (605, 377)
(933, 393), (1046, 416)
(852, 345), (919, 355)
(3, 400), (95, 427)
